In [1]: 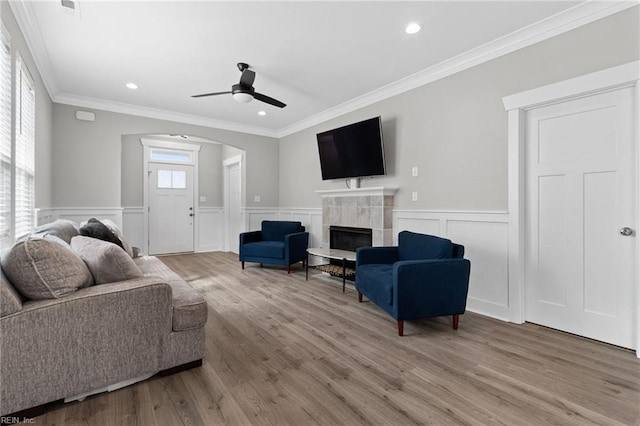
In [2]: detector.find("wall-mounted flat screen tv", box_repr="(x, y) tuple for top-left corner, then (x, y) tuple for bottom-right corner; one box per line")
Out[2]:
(316, 116), (385, 180)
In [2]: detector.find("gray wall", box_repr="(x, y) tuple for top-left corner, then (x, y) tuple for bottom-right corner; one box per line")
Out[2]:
(279, 6), (640, 211)
(52, 104), (278, 208)
(120, 135), (225, 208)
(1, 3), (53, 209)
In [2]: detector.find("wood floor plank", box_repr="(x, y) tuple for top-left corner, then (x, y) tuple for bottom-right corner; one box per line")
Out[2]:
(33, 251), (640, 425)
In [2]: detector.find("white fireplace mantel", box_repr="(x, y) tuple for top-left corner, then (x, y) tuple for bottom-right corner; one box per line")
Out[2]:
(316, 186), (398, 198)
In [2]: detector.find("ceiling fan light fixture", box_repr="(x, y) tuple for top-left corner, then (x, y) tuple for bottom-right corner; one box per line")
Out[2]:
(232, 92), (253, 103)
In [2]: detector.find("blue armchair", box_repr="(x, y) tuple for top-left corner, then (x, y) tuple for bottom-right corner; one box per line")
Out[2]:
(355, 231), (470, 336)
(239, 221), (309, 274)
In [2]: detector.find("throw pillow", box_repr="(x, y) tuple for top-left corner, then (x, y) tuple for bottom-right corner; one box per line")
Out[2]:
(0, 234), (94, 300)
(71, 236), (143, 284)
(79, 218), (125, 250)
(31, 219), (80, 244)
(100, 218), (135, 258)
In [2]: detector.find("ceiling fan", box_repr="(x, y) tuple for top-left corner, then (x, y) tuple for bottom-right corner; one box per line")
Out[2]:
(191, 63), (286, 108)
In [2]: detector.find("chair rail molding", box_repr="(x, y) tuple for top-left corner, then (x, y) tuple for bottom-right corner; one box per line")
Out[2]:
(39, 207), (124, 228)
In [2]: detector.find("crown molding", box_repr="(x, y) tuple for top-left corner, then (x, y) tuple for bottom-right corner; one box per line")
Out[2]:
(8, 0), (58, 97)
(276, 1), (638, 138)
(54, 92), (279, 138)
(8, 0), (637, 139)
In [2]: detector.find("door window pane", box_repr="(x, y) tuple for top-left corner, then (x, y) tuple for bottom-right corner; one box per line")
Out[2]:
(157, 170), (173, 188)
(172, 171), (186, 189)
(157, 169), (187, 189)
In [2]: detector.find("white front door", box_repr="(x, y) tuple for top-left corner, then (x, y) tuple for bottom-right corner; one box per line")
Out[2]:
(226, 161), (242, 254)
(525, 87), (635, 349)
(148, 162), (195, 255)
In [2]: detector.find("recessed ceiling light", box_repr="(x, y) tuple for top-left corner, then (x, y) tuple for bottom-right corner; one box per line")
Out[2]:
(126, 82), (138, 90)
(258, 111), (267, 116)
(405, 23), (421, 35)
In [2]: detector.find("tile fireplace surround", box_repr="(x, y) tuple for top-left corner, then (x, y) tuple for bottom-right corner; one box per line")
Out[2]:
(317, 187), (397, 248)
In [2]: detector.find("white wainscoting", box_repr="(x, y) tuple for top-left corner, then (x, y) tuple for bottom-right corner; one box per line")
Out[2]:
(38, 207), (124, 228)
(198, 207), (224, 252)
(277, 208), (323, 248)
(40, 206), (510, 322)
(36, 208), (56, 225)
(243, 208), (279, 232)
(123, 206), (224, 253)
(122, 207), (145, 250)
(394, 210), (510, 321)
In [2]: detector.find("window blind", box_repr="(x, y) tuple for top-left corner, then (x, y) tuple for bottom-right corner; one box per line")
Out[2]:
(15, 54), (35, 239)
(0, 30), (11, 247)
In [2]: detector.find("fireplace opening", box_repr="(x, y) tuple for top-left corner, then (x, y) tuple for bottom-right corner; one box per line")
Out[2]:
(330, 226), (373, 252)
(315, 226), (372, 282)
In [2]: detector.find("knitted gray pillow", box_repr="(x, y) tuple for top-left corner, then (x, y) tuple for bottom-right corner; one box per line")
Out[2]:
(0, 234), (94, 300)
(71, 236), (143, 284)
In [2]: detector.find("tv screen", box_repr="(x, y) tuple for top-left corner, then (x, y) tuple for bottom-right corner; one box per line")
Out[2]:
(316, 116), (385, 180)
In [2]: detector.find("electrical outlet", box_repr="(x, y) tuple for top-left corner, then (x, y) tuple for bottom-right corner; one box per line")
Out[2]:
(254, 195), (261, 203)
(412, 191), (418, 201)
(412, 166), (418, 177)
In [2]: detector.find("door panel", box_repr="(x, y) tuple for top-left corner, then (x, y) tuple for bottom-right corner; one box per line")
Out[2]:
(149, 163), (194, 255)
(525, 87), (635, 349)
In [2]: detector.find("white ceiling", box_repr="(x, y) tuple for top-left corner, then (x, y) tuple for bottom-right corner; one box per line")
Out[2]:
(9, 1), (631, 137)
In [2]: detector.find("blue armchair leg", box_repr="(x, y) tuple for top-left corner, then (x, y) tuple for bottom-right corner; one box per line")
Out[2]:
(241, 261), (245, 269)
(453, 314), (460, 330)
(398, 320), (404, 336)
(287, 265), (291, 274)
(357, 292), (363, 303)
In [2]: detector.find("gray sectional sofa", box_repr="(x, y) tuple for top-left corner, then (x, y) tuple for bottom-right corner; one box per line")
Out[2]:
(0, 219), (207, 416)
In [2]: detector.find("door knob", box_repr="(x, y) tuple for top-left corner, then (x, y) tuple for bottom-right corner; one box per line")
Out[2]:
(619, 227), (634, 236)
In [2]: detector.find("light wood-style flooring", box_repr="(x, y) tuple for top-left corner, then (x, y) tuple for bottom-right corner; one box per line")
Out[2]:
(37, 252), (640, 425)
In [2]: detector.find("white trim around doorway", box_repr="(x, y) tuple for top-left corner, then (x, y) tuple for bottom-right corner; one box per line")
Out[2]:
(502, 61), (640, 356)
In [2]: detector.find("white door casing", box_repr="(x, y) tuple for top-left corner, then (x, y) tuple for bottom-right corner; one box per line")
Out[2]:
(525, 87), (635, 349)
(148, 162), (194, 255)
(223, 155), (243, 253)
(503, 61), (639, 355)
(141, 138), (201, 256)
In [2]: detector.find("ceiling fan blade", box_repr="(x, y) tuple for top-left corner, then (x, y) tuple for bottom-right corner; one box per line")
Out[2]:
(254, 92), (286, 108)
(239, 69), (255, 88)
(191, 91), (231, 98)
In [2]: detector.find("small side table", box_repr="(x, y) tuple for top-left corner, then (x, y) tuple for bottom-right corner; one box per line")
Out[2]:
(306, 247), (357, 293)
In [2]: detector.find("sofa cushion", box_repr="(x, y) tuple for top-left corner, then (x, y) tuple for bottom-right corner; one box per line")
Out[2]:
(1, 268), (22, 316)
(357, 264), (394, 306)
(71, 236), (143, 284)
(99, 219), (135, 258)
(241, 241), (285, 259)
(261, 221), (302, 242)
(79, 218), (125, 251)
(32, 219), (80, 244)
(134, 256), (207, 331)
(1, 234), (94, 300)
(398, 231), (453, 261)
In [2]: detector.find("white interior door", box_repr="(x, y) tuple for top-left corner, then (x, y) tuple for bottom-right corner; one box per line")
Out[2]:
(226, 161), (242, 254)
(148, 162), (194, 255)
(525, 87), (636, 349)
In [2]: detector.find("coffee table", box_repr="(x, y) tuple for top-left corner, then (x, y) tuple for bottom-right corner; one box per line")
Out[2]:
(306, 247), (357, 293)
